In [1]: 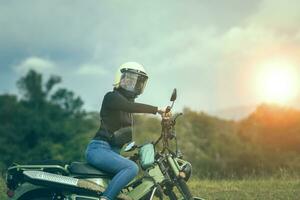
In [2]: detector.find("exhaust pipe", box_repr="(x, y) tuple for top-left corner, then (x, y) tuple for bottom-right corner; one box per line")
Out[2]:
(23, 170), (104, 193)
(23, 170), (133, 200)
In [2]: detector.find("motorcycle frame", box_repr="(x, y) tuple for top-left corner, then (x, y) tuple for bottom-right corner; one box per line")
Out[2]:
(6, 163), (166, 200)
(7, 152), (190, 200)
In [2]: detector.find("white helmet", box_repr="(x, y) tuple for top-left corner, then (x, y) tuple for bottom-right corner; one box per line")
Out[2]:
(114, 62), (148, 95)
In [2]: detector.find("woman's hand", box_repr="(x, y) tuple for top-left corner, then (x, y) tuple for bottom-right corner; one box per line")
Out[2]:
(157, 108), (165, 115)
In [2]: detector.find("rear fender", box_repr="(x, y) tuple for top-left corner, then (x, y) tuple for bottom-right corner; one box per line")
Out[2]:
(8, 182), (47, 200)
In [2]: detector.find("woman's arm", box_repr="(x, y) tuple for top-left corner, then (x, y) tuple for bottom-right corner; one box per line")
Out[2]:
(105, 91), (158, 114)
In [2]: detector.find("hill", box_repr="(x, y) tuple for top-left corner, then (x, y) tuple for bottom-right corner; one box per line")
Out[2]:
(211, 105), (256, 120)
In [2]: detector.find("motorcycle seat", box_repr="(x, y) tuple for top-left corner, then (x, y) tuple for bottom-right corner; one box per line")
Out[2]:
(27, 159), (66, 166)
(68, 162), (112, 178)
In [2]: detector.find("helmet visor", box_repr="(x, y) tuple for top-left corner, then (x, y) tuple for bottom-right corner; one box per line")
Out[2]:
(120, 72), (148, 95)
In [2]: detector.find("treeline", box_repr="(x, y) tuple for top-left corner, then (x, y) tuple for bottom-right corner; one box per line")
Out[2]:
(1, 70), (300, 179)
(134, 106), (300, 178)
(0, 70), (96, 170)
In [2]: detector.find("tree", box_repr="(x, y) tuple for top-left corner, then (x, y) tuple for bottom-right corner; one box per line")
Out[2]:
(0, 70), (92, 169)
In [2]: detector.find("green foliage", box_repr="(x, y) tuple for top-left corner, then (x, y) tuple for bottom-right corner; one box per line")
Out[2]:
(133, 107), (300, 178)
(0, 177), (7, 200)
(17, 70), (45, 106)
(0, 70), (96, 169)
(51, 88), (84, 115)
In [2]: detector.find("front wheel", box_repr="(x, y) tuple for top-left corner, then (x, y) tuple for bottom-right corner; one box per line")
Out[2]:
(165, 188), (177, 200)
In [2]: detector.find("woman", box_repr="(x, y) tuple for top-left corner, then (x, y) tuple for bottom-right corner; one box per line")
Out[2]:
(85, 62), (164, 200)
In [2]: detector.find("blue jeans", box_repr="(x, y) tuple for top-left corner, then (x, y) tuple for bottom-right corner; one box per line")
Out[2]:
(85, 140), (139, 200)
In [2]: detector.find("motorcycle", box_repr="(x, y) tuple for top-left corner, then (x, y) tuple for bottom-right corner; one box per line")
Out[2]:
(6, 89), (204, 200)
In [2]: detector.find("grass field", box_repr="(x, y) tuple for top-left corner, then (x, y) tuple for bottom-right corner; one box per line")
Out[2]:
(1, 177), (299, 200)
(188, 178), (300, 200)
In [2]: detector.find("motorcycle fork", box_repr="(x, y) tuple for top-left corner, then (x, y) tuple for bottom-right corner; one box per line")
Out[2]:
(167, 155), (180, 176)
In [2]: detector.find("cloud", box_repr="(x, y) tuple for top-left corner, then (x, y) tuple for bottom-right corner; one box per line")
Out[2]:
(76, 64), (108, 76)
(2, 0), (300, 112)
(14, 57), (56, 74)
(204, 0), (300, 109)
(248, 0), (300, 31)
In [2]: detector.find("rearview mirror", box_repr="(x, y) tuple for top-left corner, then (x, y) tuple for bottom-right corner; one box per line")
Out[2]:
(170, 88), (177, 101)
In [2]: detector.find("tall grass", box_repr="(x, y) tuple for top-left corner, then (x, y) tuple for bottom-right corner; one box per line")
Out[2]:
(188, 178), (300, 200)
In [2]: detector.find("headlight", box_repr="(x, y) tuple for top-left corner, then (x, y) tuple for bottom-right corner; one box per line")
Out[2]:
(181, 163), (192, 181)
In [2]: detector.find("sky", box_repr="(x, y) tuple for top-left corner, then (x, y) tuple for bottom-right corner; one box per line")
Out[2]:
(1, 0), (300, 118)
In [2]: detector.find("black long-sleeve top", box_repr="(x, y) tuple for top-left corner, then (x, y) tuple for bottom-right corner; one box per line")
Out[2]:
(93, 88), (158, 142)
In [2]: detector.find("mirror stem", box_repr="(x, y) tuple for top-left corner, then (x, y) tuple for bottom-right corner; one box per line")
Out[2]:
(170, 101), (175, 109)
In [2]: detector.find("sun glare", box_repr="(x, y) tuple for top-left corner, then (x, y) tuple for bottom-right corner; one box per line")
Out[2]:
(256, 60), (299, 104)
